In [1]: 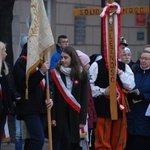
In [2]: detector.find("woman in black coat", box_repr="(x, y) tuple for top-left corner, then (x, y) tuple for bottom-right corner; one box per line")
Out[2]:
(51, 46), (88, 150)
(0, 41), (17, 146)
(13, 43), (53, 150)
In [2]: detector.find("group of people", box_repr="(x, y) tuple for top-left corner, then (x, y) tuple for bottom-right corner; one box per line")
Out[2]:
(117, 38), (150, 150)
(123, 45), (150, 150)
(0, 39), (53, 150)
(0, 33), (150, 150)
(0, 35), (93, 150)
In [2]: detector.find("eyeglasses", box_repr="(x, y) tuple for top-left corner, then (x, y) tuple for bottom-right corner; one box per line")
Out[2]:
(60, 40), (69, 44)
(140, 57), (150, 61)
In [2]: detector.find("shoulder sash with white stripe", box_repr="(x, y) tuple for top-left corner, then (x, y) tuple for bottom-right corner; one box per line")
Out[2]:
(51, 69), (81, 113)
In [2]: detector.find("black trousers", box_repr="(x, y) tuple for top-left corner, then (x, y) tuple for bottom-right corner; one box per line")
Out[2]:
(23, 114), (47, 150)
(125, 134), (150, 150)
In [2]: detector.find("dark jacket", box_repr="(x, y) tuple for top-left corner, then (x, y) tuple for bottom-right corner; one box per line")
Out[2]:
(13, 45), (50, 119)
(0, 65), (11, 115)
(51, 70), (88, 143)
(0, 63), (20, 116)
(127, 65), (150, 136)
(94, 58), (125, 118)
(128, 61), (135, 68)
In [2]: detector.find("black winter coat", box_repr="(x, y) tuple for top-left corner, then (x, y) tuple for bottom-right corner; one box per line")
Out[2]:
(13, 46), (50, 119)
(0, 63), (19, 116)
(51, 70), (88, 143)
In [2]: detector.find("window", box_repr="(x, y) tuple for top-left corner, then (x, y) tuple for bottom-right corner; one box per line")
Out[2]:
(74, 6), (86, 45)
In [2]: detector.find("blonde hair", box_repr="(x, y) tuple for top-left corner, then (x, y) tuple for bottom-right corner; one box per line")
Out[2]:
(0, 42), (9, 76)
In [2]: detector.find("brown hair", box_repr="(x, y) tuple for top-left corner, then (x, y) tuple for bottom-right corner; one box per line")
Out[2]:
(55, 46), (85, 81)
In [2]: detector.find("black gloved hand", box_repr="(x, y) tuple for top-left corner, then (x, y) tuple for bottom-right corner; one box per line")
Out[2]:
(127, 92), (144, 101)
(135, 94), (144, 100)
(127, 92), (137, 100)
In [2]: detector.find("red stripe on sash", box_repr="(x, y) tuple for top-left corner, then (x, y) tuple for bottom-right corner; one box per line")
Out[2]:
(40, 81), (45, 91)
(51, 69), (80, 113)
(21, 55), (27, 60)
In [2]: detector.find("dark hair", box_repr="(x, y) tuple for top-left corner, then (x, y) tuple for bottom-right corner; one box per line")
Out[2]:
(55, 46), (84, 81)
(57, 35), (68, 43)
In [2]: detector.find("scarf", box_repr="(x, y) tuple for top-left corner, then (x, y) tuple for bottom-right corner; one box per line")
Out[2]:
(60, 66), (71, 76)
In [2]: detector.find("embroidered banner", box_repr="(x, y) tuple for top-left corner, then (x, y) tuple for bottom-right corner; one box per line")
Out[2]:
(26, 0), (55, 99)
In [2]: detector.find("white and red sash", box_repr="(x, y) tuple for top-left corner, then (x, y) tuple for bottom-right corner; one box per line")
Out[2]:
(51, 69), (81, 113)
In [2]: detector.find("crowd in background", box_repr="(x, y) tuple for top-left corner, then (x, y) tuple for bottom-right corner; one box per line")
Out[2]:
(0, 34), (150, 150)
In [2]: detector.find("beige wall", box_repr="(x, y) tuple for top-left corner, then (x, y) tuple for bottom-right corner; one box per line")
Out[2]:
(12, 0), (149, 63)
(12, 0), (30, 61)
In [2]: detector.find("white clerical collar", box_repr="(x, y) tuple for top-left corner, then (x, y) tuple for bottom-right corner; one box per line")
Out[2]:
(140, 65), (150, 71)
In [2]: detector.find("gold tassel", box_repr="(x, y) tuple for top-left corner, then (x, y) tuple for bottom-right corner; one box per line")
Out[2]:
(25, 88), (29, 100)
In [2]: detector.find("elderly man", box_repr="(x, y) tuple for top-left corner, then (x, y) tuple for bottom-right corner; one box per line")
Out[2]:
(126, 50), (150, 150)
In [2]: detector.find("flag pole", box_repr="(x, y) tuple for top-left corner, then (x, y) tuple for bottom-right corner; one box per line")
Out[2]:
(44, 53), (53, 150)
(27, 0), (54, 148)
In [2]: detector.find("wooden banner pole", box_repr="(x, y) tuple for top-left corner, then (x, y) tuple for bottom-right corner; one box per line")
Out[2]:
(108, 12), (118, 120)
(44, 53), (53, 150)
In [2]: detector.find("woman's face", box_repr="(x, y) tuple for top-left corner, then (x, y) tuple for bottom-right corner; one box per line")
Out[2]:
(0, 43), (7, 61)
(120, 49), (131, 64)
(61, 52), (71, 67)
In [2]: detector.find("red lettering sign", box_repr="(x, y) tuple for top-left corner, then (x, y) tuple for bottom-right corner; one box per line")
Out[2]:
(136, 13), (146, 26)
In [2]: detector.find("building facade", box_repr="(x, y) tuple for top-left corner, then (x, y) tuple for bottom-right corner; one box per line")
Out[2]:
(12, 0), (149, 62)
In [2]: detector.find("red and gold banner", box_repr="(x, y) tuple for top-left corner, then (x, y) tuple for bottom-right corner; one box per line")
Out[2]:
(100, 2), (122, 120)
